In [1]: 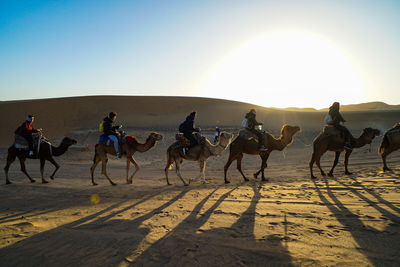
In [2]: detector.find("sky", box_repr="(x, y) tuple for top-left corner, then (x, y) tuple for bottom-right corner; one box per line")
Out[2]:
(0, 0), (399, 109)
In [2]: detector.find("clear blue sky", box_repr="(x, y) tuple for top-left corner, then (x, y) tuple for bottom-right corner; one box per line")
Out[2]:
(1, 0), (399, 108)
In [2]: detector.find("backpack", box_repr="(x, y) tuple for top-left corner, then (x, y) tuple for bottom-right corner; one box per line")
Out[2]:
(99, 121), (104, 132)
(241, 119), (248, 128)
(324, 114), (333, 124)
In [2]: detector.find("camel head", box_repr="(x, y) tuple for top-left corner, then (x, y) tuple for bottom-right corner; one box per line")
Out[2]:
(149, 132), (163, 142)
(361, 128), (381, 144)
(61, 137), (78, 146)
(280, 125), (301, 145)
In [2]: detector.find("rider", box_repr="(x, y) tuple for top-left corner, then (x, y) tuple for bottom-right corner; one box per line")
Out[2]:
(103, 112), (122, 158)
(327, 102), (352, 150)
(15, 115), (42, 156)
(245, 109), (267, 151)
(179, 111), (200, 154)
(214, 126), (221, 144)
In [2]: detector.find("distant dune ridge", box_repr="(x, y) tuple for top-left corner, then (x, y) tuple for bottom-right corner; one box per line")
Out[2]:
(0, 96), (399, 146)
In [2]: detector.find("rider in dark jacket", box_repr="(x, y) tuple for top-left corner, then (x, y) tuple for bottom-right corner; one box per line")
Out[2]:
(327, 102), (352, 150)
(245, 109), (267, 151)
(179, 111), (200, 149)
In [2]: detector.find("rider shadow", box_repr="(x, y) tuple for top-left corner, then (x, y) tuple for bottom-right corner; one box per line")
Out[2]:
(133, 184), (295, 266)
(313, 177), (400, 266)
(0, 187), (192, 266)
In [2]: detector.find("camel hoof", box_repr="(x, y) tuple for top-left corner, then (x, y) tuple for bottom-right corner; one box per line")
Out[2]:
(50, 176), (54, 180)
(42, 180), (49, 184)
(261, 178), (269, 182)
(345, 172), (353, 175)
(321, 172), (326, 177)
(167, 182), (172, 186)
(184, 183), (189, 186)
(30, 179), (36, 183)
(311, 175), (317, 180)
(383, 167), (391, 172)
(6, 180), (12, 185)
(225, 180), (230, 184)
(202, 181), (209, 184)
(328, 173), (334, 177)
(111, 183), (117, 186)
(127, 180), (133, 184)
(92, 183), (98, 186)
(244, 178), (249, 182)
(253, 173), (258, 179)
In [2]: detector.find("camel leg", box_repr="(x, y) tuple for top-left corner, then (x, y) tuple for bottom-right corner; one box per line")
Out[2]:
(254, 154), (263, 179)
(381, 150), (392, 172)
(4, 152), (17, 184)
(47, 157), (59, 180)
(344, 150), (353, 175)
(254, 153), (270, 181)
(40, 158), (49, 184)
(126, 158), (130, 183)
(315, 154), (325, 177)
(165, 155), (175, 186)
(201, 161), (207, 184)
(260, 154), (270, 181)
(175, 160), (188, 186)
(309, 151), (317, 179)
(127, 156), (140, 184)
(101, 157), (116, 186)
(190, 161), (207, 184)
(90, 156), (101, 186)
(18, 157), (35, 183)
(224, 154), (237, 184)
(328, 152), (341, 177)
(236, 154), (249, 182)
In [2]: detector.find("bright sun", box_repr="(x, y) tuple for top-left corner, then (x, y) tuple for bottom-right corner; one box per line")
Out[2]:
(202, 31), (363, 109)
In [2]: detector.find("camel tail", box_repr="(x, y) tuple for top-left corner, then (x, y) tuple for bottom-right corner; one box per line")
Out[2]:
(379, 132), (390, 154)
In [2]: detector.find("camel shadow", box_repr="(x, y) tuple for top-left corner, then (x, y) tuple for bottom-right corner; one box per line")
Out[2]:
(313, 177), (400, 266)
(133, 184), (296, 266)
(0, 187), (192, 266)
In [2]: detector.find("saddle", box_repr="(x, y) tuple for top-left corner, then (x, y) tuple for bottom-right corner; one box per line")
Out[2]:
(322, 125), (343, 138)
(13, 134), (50, 154)
(175, 132), (206, 148)
(238, 129), (261, 142)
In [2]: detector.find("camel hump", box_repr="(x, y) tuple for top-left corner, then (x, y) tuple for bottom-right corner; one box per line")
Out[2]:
(238, 129), (259, 141)
(322, 125), (341, 137)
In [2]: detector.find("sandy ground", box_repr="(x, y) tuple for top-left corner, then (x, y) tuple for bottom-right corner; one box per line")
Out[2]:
(0, 129), (400, 266)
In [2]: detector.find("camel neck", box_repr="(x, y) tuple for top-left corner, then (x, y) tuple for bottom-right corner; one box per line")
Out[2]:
(207, 139), (228, 156)
(352, 133), (369, 148)
(51, 143), (69, 156)
(136, 138), (156, 152)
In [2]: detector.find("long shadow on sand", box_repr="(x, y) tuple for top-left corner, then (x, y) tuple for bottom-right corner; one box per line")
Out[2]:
(314, 177), (400, 266)
(132, 184), (296, 266)
(0, 186), (192, 266)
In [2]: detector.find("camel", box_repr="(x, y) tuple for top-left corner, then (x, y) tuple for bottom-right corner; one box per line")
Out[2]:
(224, 125), (301, 183)
(309, 127), (380, 179)
(4, 137), (77, 184)
(165, 132), (233, 186)
(379, 123), (400, 171)
(90, 132), (163, 186)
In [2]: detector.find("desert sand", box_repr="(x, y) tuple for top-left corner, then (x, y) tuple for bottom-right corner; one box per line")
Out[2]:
(0, 96), (400, 266)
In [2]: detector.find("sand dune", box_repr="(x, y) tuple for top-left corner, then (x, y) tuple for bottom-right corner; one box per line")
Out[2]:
(1, 96), (399, 146)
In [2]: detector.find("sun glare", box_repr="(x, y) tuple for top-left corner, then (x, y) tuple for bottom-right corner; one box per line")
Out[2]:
(202, 31), (363, 109)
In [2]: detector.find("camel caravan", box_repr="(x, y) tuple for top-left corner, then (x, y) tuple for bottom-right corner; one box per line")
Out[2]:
(3, 103), (400, 186)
